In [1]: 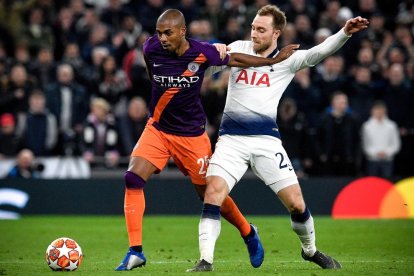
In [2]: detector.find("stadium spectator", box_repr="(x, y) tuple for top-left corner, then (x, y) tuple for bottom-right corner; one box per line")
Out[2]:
(0, 64), (37, 116)
(75, 7), (101, 48)
(100, 0), (132, 32)
(81, 23), (113, 64)
(0, 0), (38, 41)
(83, 46), (110, 97)
(96, 54), (129, 115)
(45, 63), (88, 155)
(122, 32), (151, 104)
(117, 97), (148, 156)
(314, 28), (332, 45)
(6, 148), (42, 179)
(61, 42), (89, 86)
(284, 66), (321, 127)
(82, 97), (120, 168)
(51, 7), (77, 61)
(218, 17), (245, 45)
(13, 42), (32, 68)
(314, 55), (347, 109)
(278, 22), (298, 47)
(19, 90), (58, 156)
(361, 101), (401, 179)
(318, 0), (342, 33)
(282, 0), (317, 27)
(201, 68), (231, 147)
(363, 12), (389, 53)
(348, 66), (376, 121)
(118, 14), (143, 50)
(28, 46), (57, 90)
(317, 91), (360, 176)
(381, 63), (413, 133)
(197, 0), (226, 39)
(277, 98), (309, 178)
(356, 0), (379, 20)
(137, 0), (165, 34)
(351, 47), (381, 81)
(19, 7), (54, 57)
(223, 0), (248, 31)
(293, 14), (314, 49)
(173, 0), (200, 26)
(0, 113), (21, 159)
(188, 19), (218, 43)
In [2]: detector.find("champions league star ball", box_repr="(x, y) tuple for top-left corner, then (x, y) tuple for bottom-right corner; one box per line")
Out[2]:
(45, 237), (83, 271)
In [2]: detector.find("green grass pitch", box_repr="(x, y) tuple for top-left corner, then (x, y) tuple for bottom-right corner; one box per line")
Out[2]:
(0, 216), (413, 275)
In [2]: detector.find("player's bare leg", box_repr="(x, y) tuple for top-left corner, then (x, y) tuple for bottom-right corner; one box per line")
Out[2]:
(116, 156), (158, 271)
(277, 184), (341, 269)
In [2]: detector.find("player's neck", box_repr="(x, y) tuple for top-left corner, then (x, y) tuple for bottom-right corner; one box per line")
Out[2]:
(256, 44), (278, 58)
(175, 39), (190, 56)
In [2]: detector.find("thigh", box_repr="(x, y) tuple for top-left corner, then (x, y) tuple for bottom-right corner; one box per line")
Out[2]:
(251, 136), (297, 185)
(130, 123), (171, 172)
(168, 131), (212, 185)
(207, 135), (250, 184)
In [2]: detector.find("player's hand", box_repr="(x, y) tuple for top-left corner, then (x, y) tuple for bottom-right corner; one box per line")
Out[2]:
(344, 16), (369, 36)
(213, 43), (231, 60)
(274, 44), (300, 63)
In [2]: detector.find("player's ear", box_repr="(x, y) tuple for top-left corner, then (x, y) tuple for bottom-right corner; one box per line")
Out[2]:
(273, 29), (281, 40)
(180, 27), (187, 37)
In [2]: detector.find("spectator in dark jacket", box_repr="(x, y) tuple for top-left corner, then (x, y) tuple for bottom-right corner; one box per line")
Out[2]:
(317, 91), (360, 176)
(117, 97), (148, 156)
(19, 90), (57, 156)
(45, 64), (88, 155)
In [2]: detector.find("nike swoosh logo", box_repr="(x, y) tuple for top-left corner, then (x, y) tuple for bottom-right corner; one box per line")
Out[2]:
(153, 63), (162, 67)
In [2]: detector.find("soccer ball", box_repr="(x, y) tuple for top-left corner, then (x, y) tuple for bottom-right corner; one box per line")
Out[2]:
(45, 237), (83, 271)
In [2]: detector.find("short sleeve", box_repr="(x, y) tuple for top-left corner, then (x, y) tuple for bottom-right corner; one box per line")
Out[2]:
(201, 42), (230, 66)
(227, 41), (243, 54)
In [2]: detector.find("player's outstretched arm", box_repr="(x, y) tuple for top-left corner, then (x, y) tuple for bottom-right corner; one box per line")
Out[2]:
(227, 44), (299, 68)
(343, 16), (369, 36)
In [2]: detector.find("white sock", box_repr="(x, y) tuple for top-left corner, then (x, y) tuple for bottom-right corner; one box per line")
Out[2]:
(291, 215), (316, 256)
(199, 217), (221, 264)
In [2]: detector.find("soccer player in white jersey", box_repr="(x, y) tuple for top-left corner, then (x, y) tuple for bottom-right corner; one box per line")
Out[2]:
(187, 5), (369, 272)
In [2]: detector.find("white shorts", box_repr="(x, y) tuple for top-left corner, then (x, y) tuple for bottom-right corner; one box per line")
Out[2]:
(207, 135), (298, 193)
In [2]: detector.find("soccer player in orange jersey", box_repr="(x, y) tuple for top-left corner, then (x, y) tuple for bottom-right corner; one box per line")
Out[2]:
(115, 9), (298, 271)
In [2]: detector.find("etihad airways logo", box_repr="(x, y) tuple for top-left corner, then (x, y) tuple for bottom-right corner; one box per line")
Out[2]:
(153, 75), (200, 88)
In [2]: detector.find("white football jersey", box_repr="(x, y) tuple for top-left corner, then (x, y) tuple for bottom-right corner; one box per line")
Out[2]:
(218, 28), (350, 138)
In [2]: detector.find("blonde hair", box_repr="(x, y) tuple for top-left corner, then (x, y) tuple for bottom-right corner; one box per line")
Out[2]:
(91, 97), (110, 113)
(257, 5), (287, 31)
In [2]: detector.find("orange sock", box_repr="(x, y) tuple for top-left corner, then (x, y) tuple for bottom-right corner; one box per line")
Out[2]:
(220, 195), (251, 237)
(124, 188), (145, 246)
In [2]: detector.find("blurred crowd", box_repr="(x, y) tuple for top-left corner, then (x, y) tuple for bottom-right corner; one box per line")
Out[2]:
(0, 0), (413, 179)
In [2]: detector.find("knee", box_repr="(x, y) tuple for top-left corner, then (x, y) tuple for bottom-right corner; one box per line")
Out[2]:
(124, 171), (146, 189)
(204, 178), (228, 205)
(287, 200), (306, 214)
